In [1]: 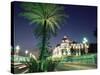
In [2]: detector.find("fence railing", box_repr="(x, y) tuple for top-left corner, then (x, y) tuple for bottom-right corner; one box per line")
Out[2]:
(62, 54), (97, 64)
(11, 55), (30, 63)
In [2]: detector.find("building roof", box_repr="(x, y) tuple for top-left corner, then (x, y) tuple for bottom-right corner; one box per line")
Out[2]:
(56, 44), (60, 47)
(62, 35), (73, 43)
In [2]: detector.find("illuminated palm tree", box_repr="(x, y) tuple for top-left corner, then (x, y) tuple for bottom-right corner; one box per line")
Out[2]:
(20, 3), (68, 71)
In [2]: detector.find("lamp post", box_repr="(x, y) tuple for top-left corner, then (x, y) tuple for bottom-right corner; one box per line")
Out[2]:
(85, 44), (89, 54)
(16, 45), (20, 55)
(25, 50), (29, 55)
(15, 45), (20, 62)
(82, 37), (89, 54)
(25, 50), (29, 62)
(83, 37), (88, 44)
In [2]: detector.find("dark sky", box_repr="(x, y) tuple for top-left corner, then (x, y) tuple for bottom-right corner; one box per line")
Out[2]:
(13, 2), (97, 51)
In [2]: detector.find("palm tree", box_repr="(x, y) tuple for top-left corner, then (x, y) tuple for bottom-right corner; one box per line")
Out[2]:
(20, 2), (68, 71)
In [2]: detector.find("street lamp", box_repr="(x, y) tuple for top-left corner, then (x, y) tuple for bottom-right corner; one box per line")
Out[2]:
(15, 45), (20, 62)
(25, 50), (28, 55)
(15, 45), (20, 54)
(82, 37), (89, 54)
(82, 37), (88, 44)
(84, 44), (89, 54)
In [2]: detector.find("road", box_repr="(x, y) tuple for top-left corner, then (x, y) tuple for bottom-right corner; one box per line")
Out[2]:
(55, 62), (97, 71)
(12, 62), (97, 73)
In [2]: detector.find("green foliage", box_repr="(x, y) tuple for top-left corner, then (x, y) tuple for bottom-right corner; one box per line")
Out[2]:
(21, 57), (39, 72)
(20, 3), (68, 38)
(46, 57), (60, 71)
(21, 56), (60, 72)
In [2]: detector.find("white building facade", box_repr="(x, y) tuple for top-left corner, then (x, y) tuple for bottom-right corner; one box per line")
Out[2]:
(52, 36), (89, 57)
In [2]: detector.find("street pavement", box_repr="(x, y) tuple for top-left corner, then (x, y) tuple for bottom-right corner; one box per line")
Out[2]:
(55, 62), (97, 71)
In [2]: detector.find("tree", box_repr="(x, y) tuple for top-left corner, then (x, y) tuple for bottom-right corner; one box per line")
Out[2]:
(20, 3), (68, 71)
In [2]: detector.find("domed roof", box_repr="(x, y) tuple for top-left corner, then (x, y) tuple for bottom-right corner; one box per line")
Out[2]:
(62, 35), (73, 43)
(62, 36), (68, 40)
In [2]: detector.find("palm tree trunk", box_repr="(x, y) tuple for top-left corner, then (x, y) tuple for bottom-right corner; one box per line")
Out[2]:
(39, 20), (47, 71)
(40, 20), (47, 60)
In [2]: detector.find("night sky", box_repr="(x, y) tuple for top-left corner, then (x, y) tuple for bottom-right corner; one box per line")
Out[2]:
(13, 2), (97, 51)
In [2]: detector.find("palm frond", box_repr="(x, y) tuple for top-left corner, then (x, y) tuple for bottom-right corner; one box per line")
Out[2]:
(20, 3), (68, 35)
